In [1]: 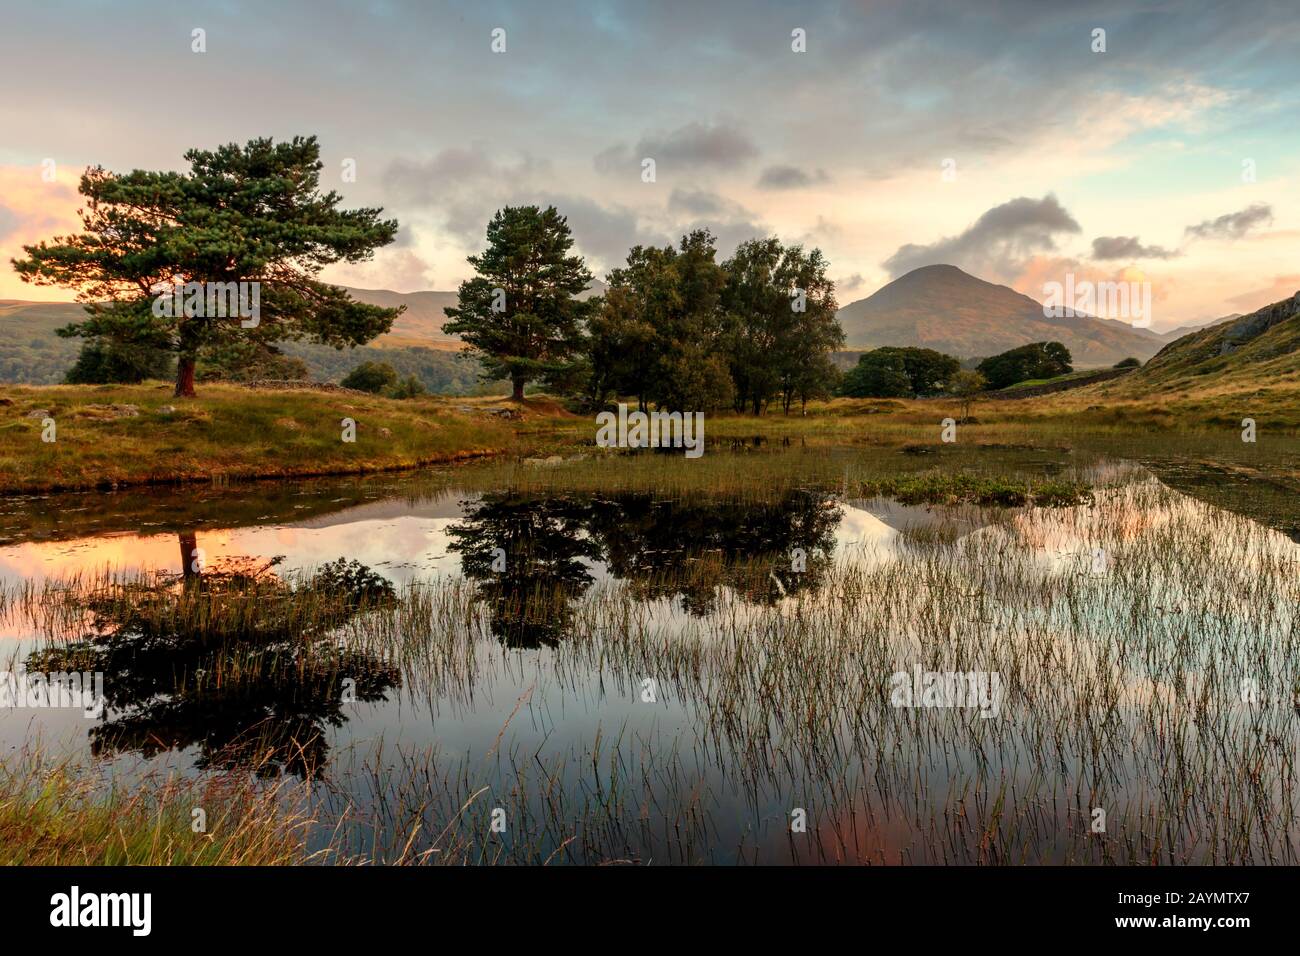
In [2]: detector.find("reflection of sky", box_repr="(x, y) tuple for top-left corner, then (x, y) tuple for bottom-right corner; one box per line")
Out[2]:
(3, 478), (1299, 863)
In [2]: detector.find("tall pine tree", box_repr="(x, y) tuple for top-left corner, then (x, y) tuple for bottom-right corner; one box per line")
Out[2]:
(13, 136), (401, 397)
(443, 206), (595, 402)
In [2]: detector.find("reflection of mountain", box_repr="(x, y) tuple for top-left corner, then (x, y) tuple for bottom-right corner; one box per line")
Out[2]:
(27, 558), (399, 778)
(447, 491), (841, 646)
(845, 498), (1001, 538)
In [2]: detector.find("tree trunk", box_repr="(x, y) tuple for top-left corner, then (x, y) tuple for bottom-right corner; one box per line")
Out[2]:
(175, 356), (197, 397)
(511, 377), (525, 402)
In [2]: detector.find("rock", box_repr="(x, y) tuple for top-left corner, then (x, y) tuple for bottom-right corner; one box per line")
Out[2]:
(26, 408), (51, 419)
(157, 405), (176, 415)
(378, 427), (392, 437)
(82, 403), (140, 418)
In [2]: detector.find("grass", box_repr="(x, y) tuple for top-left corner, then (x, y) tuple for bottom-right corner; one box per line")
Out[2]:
(2, 378), (1298, 494)
(0, 381), (521, 492)
(0, 747), (314, 865)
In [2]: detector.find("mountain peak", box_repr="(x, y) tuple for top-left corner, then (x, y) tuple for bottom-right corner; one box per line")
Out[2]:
(836, 264), (1165, 365)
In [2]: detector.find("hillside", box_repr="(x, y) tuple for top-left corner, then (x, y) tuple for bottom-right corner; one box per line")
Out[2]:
(1064, 290), (1300, 425)
(0, 298), (493, 392)
(835, 264), (1165, 366)
(1116, 291), (1300, 390)
(1157, 313), (1240, 342)
(341, 287), (461, 344)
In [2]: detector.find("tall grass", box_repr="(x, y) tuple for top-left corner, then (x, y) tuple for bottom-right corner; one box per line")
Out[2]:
(6, 475), (1296, 864)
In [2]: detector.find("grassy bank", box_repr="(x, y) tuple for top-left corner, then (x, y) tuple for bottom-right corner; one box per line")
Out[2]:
(2, 379), (1298, 495)
(0, 751), (313, 865)
(0, 382), (521, 492)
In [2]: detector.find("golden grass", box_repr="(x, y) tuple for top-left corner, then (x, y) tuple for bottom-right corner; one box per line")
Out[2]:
(0, 747), (315, 865)
(0, 382), (520, 492)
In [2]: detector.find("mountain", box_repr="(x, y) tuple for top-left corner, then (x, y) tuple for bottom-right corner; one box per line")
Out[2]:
(1120, 291), (1300, 390)
(343, 279), (608, 347)
(341, 287), (463, 347)
(1156, 313), (1240, 342)
(834, 264), (1166, 367)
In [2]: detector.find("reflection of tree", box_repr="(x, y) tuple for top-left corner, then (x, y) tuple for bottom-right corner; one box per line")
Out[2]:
(586, 491), (839, 614)
(447, 496), (600, 649)
(448, 491), (840, 641)
(27, 558), (399, 779)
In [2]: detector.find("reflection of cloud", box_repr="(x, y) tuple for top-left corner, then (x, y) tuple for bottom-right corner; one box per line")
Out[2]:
(883, 195), (1081, 281)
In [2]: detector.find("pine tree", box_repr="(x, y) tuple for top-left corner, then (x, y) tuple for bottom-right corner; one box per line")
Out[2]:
(13, 136), (401, 397)
(443, 206), (595, 402)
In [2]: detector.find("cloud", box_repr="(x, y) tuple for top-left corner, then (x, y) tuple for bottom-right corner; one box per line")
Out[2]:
(837, 273), (867, 295)
(1226, 274), (1300, 311)
(667, 188), (731, 217)
(383, 145), (547, 207)
(0, 203), (18, 242)
(1090, 236), (1180, 260)
(756, 165), (829, 190)
(1184, 203), (1273, 240)
(882, 194), (1082, 281)
(595, 121), (758, 177)
(324, 248), (435, 293)
(544, 194), (670, 268)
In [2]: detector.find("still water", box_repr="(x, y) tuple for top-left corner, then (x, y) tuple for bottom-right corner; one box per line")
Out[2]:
(2, 460), (1297, 863)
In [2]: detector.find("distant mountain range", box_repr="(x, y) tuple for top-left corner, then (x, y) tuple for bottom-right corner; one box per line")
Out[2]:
(834, 264), (1168, 367)
(342, 279), (608, 346)
(0, 271), (1265, 387)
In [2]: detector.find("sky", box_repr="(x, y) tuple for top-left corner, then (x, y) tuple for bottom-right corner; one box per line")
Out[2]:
(1, 0), (1298, 330)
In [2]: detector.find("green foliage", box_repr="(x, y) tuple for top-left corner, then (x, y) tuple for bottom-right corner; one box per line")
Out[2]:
(11, 136), (402, 396)
(387, 374), (427, 399)
(197, 339), (308, 383)
(341, 360), (400, 394)
(977, 341), (1073, 389)
(583, 230), (734, 412)
(442, 206), (595, 401)
(282, 342), (498, 396)
(340, 361), (428, 399)
(837, 350), (912, 397)
(721, 238), (844, 414)
(838, 346), (959, 398)
(64, 338), (175, 384)
(1114, 356), (1142, 369)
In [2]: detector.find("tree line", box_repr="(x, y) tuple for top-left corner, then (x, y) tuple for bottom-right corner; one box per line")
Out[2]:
(444, 205), (844, 414)
(12, 134), (1089, 411)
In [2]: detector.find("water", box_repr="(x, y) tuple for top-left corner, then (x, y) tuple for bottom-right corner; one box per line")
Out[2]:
(2, 459), (1297, 863)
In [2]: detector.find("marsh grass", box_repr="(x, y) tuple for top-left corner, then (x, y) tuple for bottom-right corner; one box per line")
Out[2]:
(6, 474), (1296, 864)
(0, 744), (316, 865)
